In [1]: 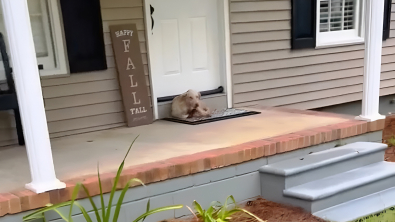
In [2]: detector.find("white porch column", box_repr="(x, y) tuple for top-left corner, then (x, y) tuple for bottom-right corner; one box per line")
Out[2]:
(357, 0), (386, 122)
(1, 0), (65, 193)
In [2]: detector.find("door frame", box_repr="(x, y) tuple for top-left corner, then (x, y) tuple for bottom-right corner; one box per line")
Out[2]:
(143, 0), (233, 119)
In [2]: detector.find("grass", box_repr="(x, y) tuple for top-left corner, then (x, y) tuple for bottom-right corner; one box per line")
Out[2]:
(353, 206), (395, 222)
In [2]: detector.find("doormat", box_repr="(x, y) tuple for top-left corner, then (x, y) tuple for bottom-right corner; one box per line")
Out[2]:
(163, 108), (260, 125)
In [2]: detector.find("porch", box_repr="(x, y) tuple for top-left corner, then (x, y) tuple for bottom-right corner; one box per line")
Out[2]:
(0, 0), (390, 218)
(0, 106), (385, 216)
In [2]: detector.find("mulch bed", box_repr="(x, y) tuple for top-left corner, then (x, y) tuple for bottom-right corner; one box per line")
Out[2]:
(163, 198), (326, 222)
(385, 147), (395, 162)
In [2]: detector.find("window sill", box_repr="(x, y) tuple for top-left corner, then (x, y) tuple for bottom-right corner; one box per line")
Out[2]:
(0, 68), (70, 82)
(39, 67), (70, 79)
(316, 38), (365, 49)
(39, 73), (70, 79)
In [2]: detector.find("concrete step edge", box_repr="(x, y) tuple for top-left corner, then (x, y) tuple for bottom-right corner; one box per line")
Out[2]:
(283, 161), (395, 201)
(259, 142), (387, 176)
(313, 187), (395, 222)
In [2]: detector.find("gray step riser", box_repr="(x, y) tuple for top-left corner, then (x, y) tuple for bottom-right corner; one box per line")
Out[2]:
(260, 173), (312, 211)
(313, 187), (395, 222)
(308, 174), (395, 213)
(261, 171), (395, 213)
(285, 150), (384, 188)
(261, 174), (290, 206)
(260, 150), (384, 191)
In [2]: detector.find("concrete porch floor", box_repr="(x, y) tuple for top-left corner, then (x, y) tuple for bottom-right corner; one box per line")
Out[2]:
(0, 107), (355, 193)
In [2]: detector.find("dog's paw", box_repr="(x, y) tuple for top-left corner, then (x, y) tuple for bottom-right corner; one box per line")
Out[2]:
(203, 111), (212, 118)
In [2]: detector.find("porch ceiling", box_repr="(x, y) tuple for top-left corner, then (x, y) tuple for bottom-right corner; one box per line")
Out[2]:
(0, 107), (361, 193)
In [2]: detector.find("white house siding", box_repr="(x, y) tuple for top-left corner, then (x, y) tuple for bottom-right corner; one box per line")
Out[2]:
(0, 0), (150, 147)
(230, 0), (395, 110)
(381, 0), (395, 98)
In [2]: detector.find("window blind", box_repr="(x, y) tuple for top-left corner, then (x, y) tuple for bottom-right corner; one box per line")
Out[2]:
(320, 0), (355, 32)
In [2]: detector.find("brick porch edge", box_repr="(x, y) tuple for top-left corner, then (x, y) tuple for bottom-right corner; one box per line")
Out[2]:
(0, 108), (386, 216)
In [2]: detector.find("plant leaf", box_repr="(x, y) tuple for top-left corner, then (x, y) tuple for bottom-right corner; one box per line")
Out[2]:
(82, 184), (102, 222)
(42, 213), (48, 222)
(73, 202), (93, 222)
(23, 212), (45, 222)
(105, 136), (139, 222)
(205, 211), (216, 222)
(123, 135), (139, 162)
(209, 201), (221, 218)
(219, 196), (236, 219)
(239, 208), (266, 222)
(112, 178), (144, 222)
(206, 206), (215, 216)
(209, 201), (222, 208)
(227, 196), (237, 207)
(54, 209), (70, 222)
(97, 164), (106, 221)
(192, 200), (204, 216)
(105, 160), (124, 222)
(186, 205), (198, 219)
(23, 201), (72, 221)
(226, 209), (266, 222)
(142, 199), (150, 222)
(69, 183), (82, 222)
(132, 205), (183, 222)
(23, 213), (44, 221)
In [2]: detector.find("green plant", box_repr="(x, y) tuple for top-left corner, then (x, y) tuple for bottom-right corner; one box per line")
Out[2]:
(190, 196), (266, 222)
(387, 135), (395, 147)
(23, 136), (183, 222)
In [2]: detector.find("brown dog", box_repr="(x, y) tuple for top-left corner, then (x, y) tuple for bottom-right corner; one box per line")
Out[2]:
(171, 89), (211, 119)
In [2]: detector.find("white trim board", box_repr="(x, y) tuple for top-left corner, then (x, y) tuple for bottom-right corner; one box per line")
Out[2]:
(223, 0), (232, 108)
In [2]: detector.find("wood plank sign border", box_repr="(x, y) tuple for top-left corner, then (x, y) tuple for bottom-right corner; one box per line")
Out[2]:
(110, 24), (153, 127)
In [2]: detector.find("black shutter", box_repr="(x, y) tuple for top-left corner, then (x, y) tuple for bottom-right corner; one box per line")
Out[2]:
(291, 0), (316, 49)
(59, 0), (107, 73)
(383, 0), (392, 41)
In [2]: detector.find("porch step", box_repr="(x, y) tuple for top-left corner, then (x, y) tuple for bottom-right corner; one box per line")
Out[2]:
(259, 142), (395, 215)
(283, 161), (395, 200)
(284, 161), (395, 212)
(313, 187), (395, 222)
(259, 142), (386, 188)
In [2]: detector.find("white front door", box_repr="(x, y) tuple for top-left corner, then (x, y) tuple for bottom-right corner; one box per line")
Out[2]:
(149, 0), (222, 97)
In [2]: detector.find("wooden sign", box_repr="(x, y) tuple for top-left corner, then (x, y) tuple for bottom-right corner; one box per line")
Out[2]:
(110, 24), (153, 127)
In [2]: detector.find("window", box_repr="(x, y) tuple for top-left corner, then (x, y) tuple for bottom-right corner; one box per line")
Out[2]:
(0, 0), (67, 81)
(316, 0), (364, 47)
(291, 0), (391, 50)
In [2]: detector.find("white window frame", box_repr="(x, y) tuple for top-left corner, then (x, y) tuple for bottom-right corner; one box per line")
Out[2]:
(40, 0), (68, 77)
(316, 0), (365, 48)
(0, 0), (68, 81)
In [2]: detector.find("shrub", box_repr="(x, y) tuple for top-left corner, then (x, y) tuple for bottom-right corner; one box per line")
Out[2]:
(386, 135), (395, 147)
(190, 195), (266, 222)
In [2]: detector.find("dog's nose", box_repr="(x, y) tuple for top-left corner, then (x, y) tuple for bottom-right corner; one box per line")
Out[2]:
(194, 103), (199, 108)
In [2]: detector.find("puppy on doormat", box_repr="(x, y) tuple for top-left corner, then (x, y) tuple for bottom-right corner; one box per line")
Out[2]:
(171, 89), (211, 119)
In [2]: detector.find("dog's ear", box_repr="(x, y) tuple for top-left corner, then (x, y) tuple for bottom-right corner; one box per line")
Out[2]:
(198, 91), (201, 99)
